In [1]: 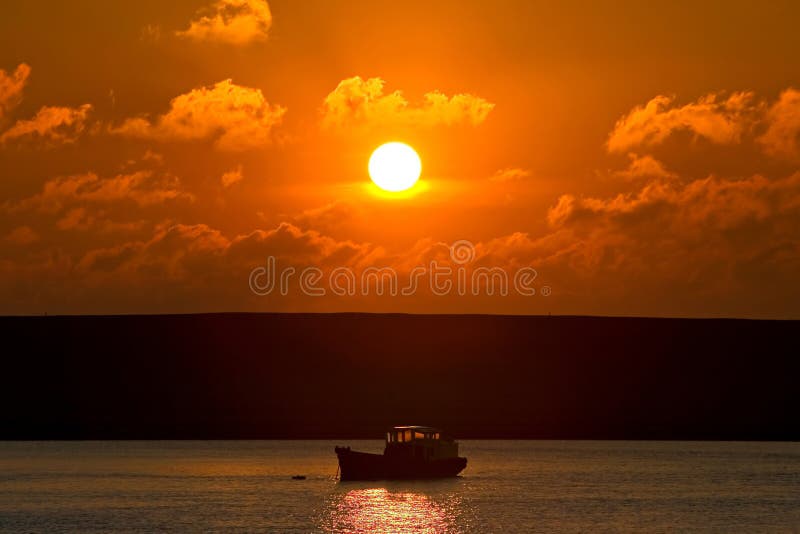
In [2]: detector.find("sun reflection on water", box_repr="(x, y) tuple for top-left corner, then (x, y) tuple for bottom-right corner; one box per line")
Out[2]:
(319, 486), (470, 533)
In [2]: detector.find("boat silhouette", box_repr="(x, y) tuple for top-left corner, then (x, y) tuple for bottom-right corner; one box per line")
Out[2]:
(335, 426), (467, 481)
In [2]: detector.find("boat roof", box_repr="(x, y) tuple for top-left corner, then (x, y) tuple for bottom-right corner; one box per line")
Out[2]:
(390, 425), (441, 432)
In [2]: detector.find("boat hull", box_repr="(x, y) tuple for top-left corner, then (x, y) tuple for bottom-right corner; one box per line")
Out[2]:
(335, 447), (467, 481)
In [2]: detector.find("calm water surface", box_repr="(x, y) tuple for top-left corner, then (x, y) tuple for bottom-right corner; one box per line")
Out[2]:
(0, 440), (798, 532)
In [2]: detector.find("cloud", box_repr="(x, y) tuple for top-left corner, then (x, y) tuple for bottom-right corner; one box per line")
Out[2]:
(612, 153), (676, 181)
(291, 201), (359, 233)
(112, 79), (285, 151)
(220, 166), (243, 188)
(546, 172), (800, 275)
(141, 149), (164, 165)
(607, 92), (757, 152)
(176, 0), (272, 45)
(54, 207), (145, 233)
(56, 207), (94, 231)
(321, 76), (494, 129)
(7, 170), (193, 214)
(76, 221), (380, 283)
(0, 104), (92, 146)
(5, 226), (39, 245)
(526, 171), (800, 317)
(72, 220), (548, 295)
(758, 88), (800, 160)
(0, 214), (562, 314)
(489, 167), (531, 182)
(230, 222), (379, 269)
(0, 63), (30, 122)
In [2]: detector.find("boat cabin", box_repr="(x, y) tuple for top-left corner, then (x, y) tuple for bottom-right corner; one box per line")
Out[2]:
(384, 425), (460, 460)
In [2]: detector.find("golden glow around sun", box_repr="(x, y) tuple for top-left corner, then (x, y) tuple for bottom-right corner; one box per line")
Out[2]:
(368, 142), (422, 192)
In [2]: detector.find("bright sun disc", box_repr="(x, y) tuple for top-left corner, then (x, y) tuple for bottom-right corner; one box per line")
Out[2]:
(368, 142), (422, 192)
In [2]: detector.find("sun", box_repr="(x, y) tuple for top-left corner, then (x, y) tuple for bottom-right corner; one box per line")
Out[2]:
(368, 142), (422, 192)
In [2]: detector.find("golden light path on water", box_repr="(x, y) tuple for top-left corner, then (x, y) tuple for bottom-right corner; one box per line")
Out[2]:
(319, 487), (469, 533)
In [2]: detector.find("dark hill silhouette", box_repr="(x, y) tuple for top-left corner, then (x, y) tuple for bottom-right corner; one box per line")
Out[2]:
(0, 313), (797, 440)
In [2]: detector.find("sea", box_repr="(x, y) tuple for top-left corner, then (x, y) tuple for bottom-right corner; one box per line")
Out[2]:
(0, 440), (798, 532)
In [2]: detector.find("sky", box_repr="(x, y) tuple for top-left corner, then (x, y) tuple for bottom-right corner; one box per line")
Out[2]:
(2, 0), (800, 317)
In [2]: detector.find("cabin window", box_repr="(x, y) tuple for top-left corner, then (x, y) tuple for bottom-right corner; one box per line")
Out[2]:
(414, 431), (425, 440)
(403, 430), (412, 442)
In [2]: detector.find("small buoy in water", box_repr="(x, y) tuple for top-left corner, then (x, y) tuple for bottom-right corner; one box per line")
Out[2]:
(291, 475), (306, 480)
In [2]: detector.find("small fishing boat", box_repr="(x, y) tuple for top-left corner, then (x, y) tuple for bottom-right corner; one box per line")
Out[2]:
(335, 426), (467, 481)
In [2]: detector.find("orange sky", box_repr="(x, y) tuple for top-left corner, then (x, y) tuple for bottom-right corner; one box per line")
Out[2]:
(2, 0), (800, 317)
